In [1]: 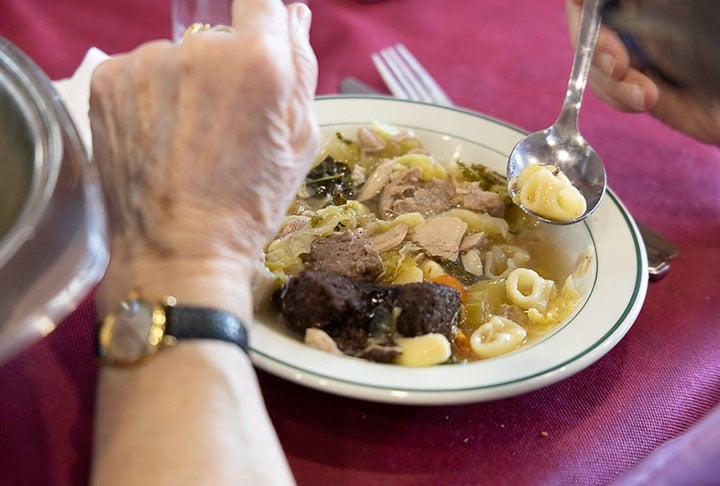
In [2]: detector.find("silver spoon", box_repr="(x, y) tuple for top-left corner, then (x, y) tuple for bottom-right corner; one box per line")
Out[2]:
(507, 0), (606, 225)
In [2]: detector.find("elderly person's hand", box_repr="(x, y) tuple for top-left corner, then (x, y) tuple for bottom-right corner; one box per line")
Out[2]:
(90, 0), (319, 320)
(566, 0), (720, 145)
(89, 2), (317, 484)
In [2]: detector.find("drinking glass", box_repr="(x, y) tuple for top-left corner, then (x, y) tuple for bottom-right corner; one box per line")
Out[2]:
(172, 0), (308, 43)
(172, 0), (232, 42)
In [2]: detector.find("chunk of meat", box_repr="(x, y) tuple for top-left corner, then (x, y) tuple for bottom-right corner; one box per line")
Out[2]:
(357, 160), (394, 202)
(275, 270), (462, 362)
(379, 168), (454, 218)
(357, 126), (387, 153)
(394, 282), (461, 339)
(453, 181), (505, 215)
(367, 223), (409, 252)
(275, 269), (366, 333)
(302, 231), (383, 282)
(412, 216), (468, 261)
(459, 232), (485, 252)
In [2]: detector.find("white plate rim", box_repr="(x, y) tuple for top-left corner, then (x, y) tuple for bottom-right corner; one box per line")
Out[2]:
(250, 96), (649, 405)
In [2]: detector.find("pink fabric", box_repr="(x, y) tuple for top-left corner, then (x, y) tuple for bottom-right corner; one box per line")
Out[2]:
(1, 0), (720, 484)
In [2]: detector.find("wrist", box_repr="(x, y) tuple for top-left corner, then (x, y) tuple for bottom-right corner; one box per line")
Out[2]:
(96, 250), (257, 324)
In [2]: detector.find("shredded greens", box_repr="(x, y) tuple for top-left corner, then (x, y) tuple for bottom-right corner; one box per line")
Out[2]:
(305, 156), (356, 205)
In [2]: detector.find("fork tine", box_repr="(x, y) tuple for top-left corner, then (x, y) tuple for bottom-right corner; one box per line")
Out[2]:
(375, 46), (432, 103)
(371, 51), (408, 100)
(395, 44), (453, 106)
(372, 45), (431, 103)
(371, 43), (453, 106)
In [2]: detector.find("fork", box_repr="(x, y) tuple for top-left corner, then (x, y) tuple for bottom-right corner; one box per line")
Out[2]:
(371, 43), (453, 106)
(367, 44), (678, 280)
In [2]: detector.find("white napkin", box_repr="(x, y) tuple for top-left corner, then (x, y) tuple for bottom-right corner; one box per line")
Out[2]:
(52, 47), (109, 156)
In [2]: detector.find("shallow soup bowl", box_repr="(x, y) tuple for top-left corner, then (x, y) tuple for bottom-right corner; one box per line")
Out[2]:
(250, 96), (648, 405)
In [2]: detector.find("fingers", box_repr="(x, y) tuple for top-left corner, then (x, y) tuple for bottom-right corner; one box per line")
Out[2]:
(649, 81), (720, 146)
(587, 26), (660, 112)
(588, 64), (659, 112)
(567, 1), (630, 78)
(565, 0), (658, 113)
(594, 29), (632, 80)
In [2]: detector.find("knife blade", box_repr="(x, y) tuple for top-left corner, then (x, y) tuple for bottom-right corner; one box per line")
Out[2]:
(636, 220), (679, 280)
(339, 77), (383, 96)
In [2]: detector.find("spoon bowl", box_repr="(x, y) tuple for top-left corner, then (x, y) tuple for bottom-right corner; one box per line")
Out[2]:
(507, 0), (607, 225)
(507, 125), (606, 225)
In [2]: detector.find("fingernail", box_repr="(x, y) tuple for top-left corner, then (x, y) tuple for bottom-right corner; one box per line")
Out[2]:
(629, 84), (645, 111)
(597, 52), (616, 76)
(293, 3), (312, 32)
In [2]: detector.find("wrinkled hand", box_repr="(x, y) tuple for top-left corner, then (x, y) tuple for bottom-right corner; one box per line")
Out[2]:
(90, 0), (319, 315)
(566, 0), (720, 145)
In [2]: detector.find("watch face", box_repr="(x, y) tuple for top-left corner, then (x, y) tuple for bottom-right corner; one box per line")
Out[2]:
(98, 298), (166, 365)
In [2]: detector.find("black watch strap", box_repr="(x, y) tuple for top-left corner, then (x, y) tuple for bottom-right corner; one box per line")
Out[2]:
(165, 305), (249, 354)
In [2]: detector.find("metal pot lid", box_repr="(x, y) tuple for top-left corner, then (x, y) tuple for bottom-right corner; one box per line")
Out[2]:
(0, 36), (64, 266)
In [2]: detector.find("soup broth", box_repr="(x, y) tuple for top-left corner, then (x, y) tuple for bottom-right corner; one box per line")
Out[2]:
(260, 123), (593, 365)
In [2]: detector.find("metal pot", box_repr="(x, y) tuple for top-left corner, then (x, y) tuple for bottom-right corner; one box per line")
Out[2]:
(0, 37), (107, 362)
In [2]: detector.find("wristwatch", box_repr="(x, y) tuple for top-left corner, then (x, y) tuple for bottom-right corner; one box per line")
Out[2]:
(97, 291), (249, 365)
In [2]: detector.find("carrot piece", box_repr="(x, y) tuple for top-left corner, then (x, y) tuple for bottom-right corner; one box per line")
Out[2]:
(454, 329), (471, 353)
(430, 274), (467, 303)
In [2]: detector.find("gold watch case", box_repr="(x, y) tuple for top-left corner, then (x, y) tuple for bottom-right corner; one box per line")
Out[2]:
(97, 291), (177, 366)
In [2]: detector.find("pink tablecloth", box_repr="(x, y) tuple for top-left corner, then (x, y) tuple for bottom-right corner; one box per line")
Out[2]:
(2, 1), (720, 484)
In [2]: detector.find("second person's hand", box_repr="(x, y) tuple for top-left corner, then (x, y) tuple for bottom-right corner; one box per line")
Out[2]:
(566, 0), (720, 146)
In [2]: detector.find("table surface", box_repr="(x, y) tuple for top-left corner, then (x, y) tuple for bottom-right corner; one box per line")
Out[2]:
(2, 1), (720, 484)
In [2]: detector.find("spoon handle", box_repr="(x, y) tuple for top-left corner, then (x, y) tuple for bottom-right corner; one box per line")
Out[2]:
(556, 0), (603, 137)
